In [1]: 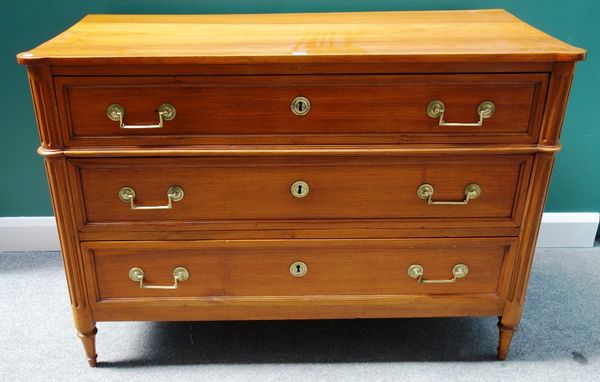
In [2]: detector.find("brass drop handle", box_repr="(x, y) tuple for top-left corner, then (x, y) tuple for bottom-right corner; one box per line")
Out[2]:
(128, 267), (189, 289)
(107, 103), (176, 129)
(118, 186), (184, 210)
(427, 100), (495, 127)
(408, 263), (469, 284)
(417, 183), (481, 205)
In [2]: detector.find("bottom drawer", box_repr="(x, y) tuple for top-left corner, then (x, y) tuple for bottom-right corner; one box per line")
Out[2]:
(82, 238), (516, 301)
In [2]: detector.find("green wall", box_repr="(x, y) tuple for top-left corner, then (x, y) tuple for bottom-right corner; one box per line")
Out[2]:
(1, 1), (597, 216)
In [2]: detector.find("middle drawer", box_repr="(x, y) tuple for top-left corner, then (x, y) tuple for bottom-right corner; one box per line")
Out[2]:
(69, 155), (531, 230)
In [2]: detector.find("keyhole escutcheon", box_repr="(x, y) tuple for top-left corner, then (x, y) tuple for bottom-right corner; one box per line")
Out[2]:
(291, 96), (311, 116)
(290, 261), (308, 277)
(290, 180), (310, 198)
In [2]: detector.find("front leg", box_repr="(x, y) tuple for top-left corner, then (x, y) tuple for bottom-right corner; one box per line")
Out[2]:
(77, 325), (98, 367)
(44, 155), (98, 366)
(496, 152), (559, 360)
(497, 320), (517, 360)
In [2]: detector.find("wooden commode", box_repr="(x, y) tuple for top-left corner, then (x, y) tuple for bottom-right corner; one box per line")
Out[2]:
(17, 10), (585, 366)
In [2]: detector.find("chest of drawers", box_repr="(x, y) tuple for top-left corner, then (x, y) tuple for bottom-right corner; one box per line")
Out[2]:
(18, 10), (585, 366)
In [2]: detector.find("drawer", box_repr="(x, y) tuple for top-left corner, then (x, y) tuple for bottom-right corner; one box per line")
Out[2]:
(55, 74), (548, 146)
(69, 156), (531, 231)
(82, 238), (516, 301)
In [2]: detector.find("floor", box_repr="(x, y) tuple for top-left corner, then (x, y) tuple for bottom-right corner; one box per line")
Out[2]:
(0, 247), (598, 381)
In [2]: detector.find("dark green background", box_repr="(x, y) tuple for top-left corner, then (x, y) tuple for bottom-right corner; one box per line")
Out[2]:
(2, 1), (597, 216)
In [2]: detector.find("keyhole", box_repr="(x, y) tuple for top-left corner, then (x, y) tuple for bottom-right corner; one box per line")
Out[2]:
(291, 97), (310, 116)
(290, 261), (307, 277)
(291, 181), (309, 198)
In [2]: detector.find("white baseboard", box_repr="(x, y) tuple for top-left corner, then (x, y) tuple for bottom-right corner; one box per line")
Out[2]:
(0, 217), (60, 251)
(537, 212), (599, 248)
(0, 213), (598, 251)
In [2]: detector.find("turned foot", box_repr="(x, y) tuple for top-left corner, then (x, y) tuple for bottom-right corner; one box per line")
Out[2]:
(497, 321), (517, 360)
(77, 327), (98, 367)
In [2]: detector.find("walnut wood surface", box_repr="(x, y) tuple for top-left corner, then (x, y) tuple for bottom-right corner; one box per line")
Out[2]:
(17, 10), (584, 365)
(17, 10), (585, 66)
(55, 74), (547, 146)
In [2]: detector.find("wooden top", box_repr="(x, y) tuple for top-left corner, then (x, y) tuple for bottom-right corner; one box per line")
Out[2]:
(17, 10), (585, 66)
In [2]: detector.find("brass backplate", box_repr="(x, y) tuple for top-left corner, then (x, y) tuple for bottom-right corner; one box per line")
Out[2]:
(128, 267), (144, 282)
(407, 264), (424, 279)
(173, 266), (190, 281)
(477, 101), (495, 118)
(107, 103), (124, 121)
(158, 103), (177, 120)
(464, 183), (481, 199)
(426, 100), (445, 118)
(167, 186), (185, 202)
(452, 264), (469, 278)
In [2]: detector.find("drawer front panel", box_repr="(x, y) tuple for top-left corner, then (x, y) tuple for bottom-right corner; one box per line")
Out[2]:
(71, 156), (531, 228)
(83, 238), (515, 301)
(56, 74), (547, 146)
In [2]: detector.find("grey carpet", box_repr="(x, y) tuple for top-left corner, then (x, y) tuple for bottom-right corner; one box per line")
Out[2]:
(1, 247), (599, 381)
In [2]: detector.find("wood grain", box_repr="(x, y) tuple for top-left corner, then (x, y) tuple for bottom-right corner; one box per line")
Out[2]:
(71, 156), (530, 227)
(81, 238), (515, 320)
(55, 74), (547, 146)
(76, 226), (523, 242)
(91, 295), (505, 322)
(17, 10), (585, 66)
(497, 65), (578, 358)
(39, 145), (560, 158)
(88, 239), (508, 299)
(17, 10), (584, 364)
(26, 66), (63, 149)
(44, 156), (97, 366)
(48, 62), (555, 76)
(540, 63), (577, 145)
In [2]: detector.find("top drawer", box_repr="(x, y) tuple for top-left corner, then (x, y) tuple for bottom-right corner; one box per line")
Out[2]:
(54, 74), (548, 147)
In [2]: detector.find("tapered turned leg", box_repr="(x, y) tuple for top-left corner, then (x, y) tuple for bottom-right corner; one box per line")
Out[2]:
(44, 156), (99, 366)
(497, 320), (517, 360)
(77, 327), (98, 367)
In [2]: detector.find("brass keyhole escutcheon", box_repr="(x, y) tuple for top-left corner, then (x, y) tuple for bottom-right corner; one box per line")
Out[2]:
(291, 96), (311, 116)
(290, 261), (308, 277)
(290, 180), (310, 198)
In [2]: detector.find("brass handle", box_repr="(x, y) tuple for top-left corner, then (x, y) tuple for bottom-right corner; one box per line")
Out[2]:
(291, 96), (311, 116)
(106, 103), (176, 129)
(118, 186), (184, 210)
(427, 100), (495, 127)
(417, 183), (481, 205)
(407, 263), (469, 284)
(128, 267), (189, 289)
